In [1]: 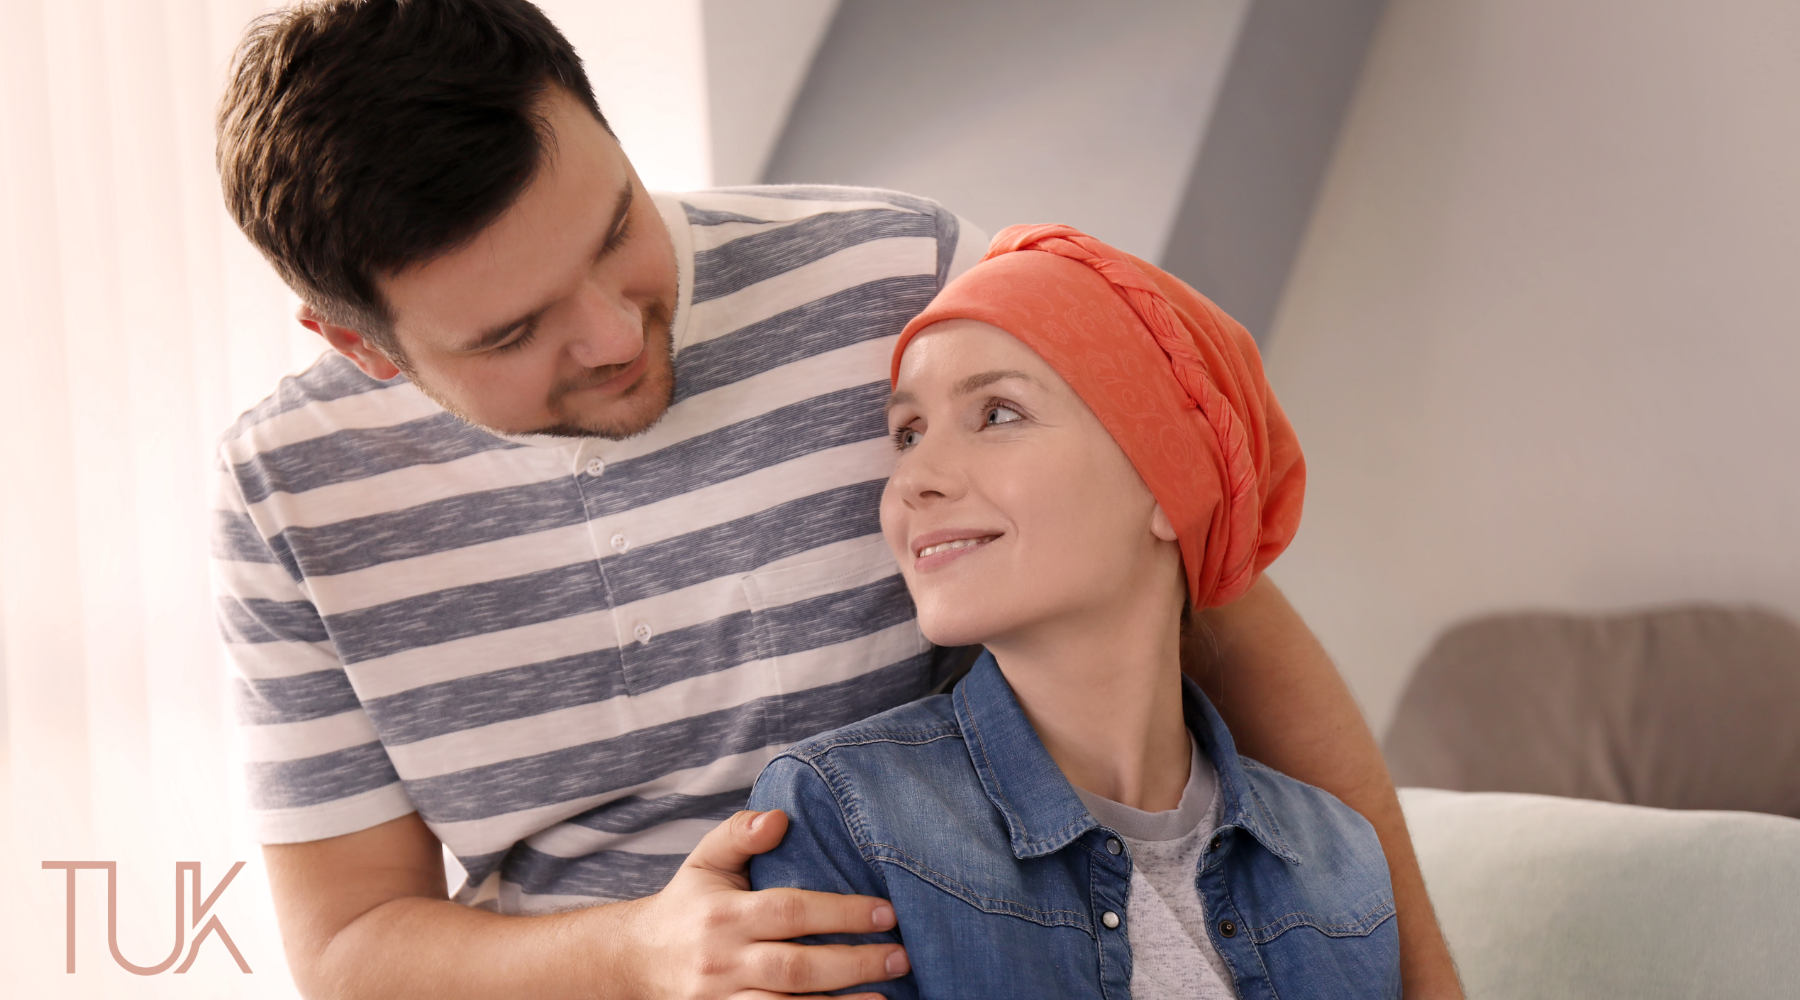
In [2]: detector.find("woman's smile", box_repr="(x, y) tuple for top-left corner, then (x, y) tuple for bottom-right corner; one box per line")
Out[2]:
(911, 529), (1003, 571)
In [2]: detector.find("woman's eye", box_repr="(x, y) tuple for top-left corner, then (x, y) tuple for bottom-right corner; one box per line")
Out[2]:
(986, 405), (1023, 426)
(892, 426), (922, 449)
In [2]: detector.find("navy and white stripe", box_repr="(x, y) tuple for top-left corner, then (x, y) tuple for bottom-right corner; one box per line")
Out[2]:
(212, 186), (986, 912)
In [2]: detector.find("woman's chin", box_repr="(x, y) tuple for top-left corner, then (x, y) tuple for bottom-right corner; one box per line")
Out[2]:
(916, 603), (1017, 650)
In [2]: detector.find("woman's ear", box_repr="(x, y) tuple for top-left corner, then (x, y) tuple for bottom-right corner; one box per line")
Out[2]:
(1150, 502), (1179, 542)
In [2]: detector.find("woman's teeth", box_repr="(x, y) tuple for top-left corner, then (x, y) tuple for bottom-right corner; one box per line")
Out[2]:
(918, 536), (994, 558)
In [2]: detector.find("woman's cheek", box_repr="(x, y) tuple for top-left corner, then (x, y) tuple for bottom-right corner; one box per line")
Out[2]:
(877, 483), (911, 573)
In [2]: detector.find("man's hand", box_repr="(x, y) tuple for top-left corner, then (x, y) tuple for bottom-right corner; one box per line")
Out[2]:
(264, 809), (907, 1000)
(620, 809), (908, 1000)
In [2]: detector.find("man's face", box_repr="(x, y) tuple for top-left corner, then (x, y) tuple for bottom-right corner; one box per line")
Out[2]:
(372, 88), (680, 438)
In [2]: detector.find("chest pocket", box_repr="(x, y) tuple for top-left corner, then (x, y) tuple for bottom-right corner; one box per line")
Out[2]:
(742, 536), (931, 741)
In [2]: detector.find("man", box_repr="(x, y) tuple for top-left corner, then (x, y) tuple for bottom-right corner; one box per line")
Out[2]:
(212, 2), (1461, 998)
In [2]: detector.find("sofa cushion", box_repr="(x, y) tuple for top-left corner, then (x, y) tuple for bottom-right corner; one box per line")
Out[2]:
(1400, 788), (1800, 1000)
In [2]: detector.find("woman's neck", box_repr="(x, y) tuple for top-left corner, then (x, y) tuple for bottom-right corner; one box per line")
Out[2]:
(986, 592), (1193, 813)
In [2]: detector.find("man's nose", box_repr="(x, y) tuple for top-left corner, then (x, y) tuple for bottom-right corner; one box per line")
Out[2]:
(564, 283), (643, 369)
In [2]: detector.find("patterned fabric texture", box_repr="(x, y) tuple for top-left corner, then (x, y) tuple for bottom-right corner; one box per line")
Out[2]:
(893, 224), (1304, 608)
(211, 186), (984, 912)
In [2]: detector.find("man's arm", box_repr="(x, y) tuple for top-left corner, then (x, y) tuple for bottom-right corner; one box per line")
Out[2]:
(1187, 576), (1463, 999)
(264, 810), (908, 1000)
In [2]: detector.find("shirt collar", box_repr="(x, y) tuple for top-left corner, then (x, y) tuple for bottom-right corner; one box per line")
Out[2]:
(953, 650), (1302, 864)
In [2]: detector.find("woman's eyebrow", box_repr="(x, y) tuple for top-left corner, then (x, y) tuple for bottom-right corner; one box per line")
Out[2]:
(886, 369), (1040, 414)
(953, 369), (1038, 395)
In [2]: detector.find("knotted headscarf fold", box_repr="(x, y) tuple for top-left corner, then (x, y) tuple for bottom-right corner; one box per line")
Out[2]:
(892, 224), (1305, 608)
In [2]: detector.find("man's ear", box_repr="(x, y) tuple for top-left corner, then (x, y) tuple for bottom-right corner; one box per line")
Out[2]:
(296, 303), (402, 381)
(1150, 502), (1179, 542)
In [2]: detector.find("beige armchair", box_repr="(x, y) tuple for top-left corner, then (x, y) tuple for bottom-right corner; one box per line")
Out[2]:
(1385, 604), (1800, 817)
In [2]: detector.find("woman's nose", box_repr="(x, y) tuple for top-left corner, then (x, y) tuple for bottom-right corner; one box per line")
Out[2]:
(893, 435), (965, 507)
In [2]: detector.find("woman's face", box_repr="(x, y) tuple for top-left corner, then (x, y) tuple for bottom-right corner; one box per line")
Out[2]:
(881, 319), (1182, 649)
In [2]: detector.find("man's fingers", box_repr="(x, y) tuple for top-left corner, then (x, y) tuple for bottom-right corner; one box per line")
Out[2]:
(740, 940), (909, 995)
(743, 886), (899, 939)
(729, 993), (889, 1000)
(730, 993), (890, 1000)
(683, 810), (787, 880)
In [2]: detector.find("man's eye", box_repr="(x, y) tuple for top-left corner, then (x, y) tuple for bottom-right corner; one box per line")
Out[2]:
(493, 323), (538, 354)
(986, 405), (1023, 426)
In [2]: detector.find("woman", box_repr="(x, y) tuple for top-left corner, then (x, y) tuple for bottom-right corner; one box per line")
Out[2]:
(746, 225), (1399, 999)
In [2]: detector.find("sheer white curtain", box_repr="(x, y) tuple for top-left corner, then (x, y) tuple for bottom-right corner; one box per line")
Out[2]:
(0, 1), (725, 997)
(2, 0), (317, 996)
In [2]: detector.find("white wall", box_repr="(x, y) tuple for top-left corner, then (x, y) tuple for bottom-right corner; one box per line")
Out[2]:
(1264, 0), (1800, 735)
(539, 0), (713, 191)
(763, 0), (1251, 260)
(702, 0), (840, 187)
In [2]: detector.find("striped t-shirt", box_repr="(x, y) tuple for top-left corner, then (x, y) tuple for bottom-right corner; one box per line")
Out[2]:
(211, 185), (986, 913)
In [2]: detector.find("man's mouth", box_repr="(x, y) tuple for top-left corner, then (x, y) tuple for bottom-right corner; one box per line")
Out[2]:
(562, 347), (648, 398)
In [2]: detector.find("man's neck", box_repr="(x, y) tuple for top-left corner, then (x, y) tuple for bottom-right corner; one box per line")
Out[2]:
(987, 596), (1192, 813)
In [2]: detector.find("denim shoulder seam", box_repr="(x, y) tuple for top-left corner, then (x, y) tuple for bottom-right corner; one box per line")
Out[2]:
(785, 726), (963, 762)
(789, 751), (892, 897)
(865, 842), (1094, 933)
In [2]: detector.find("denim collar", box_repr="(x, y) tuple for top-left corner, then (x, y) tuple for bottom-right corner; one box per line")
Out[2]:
(953, 650), (1302, 864)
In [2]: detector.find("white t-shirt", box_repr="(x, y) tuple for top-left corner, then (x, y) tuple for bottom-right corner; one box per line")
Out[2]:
(1075, 737), (1239, 1000)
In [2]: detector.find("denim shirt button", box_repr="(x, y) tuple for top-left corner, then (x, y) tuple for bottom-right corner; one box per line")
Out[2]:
(1105, 837), (1122, 855)
(1102, 911), (1121, 930)
(1219, 919), (1237, 938)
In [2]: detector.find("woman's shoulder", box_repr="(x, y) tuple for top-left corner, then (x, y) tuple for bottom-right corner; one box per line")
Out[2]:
(1236, 756), (1394, 884)
(777, 693), (965, 762)
(748, 693), (984, 830)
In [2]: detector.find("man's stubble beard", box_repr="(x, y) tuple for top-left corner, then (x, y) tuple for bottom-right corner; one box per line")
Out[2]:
(400, 296), (679, 441)
(534, 297), (676, 439)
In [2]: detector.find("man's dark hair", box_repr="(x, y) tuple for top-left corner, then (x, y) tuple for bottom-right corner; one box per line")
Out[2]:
(217, 0), (610, 352)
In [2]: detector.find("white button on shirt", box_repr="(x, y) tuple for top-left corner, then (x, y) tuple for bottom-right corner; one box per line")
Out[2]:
(610, 532), (629, 553)
(585, 457), (605, 477)
(632, 621), (653, 644)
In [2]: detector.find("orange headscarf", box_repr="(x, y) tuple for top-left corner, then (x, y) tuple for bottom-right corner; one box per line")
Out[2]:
(893, 224), (1305, 609)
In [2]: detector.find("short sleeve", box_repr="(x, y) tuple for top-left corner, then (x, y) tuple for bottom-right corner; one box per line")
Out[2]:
(748, 756), (921, 1000)
(211, 451), (415, 843)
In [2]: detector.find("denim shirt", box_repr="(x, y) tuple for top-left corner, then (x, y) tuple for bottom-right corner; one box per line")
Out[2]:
(747, 652), (1399, 999)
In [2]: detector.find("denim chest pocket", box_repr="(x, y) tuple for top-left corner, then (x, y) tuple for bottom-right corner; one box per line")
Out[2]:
(1243, 878), (1396, 944)
(1234, 850), (1401, 1000)
(1233, 764), (1400, 945)
(742, 536), (931, 735)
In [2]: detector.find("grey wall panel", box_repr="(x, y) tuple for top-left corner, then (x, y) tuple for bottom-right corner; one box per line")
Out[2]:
(1160, 0), (1388, 342)
(762, 0), (1250, 262)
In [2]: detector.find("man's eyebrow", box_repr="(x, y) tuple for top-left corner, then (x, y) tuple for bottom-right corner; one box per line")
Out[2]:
(593, 181), (633, 261)
(458, 181), (635, 353)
